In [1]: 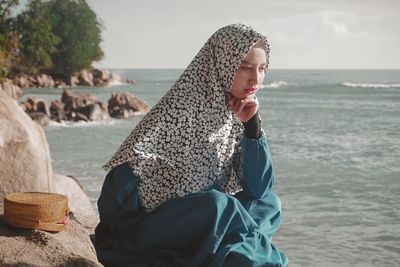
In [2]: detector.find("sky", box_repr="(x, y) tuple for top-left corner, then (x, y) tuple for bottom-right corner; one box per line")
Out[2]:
(83, 0), (400, 69)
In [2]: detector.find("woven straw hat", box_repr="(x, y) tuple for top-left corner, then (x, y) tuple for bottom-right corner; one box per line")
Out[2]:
(4, 192), (70, 232)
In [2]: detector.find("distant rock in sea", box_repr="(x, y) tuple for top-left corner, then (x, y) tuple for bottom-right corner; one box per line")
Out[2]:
(108, 91), (151, 118)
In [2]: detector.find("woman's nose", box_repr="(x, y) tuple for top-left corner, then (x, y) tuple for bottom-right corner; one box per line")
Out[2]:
(249, 70), (260, 85)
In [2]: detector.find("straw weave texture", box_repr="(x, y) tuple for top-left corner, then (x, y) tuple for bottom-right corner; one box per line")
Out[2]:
(4, 192), (69, 232)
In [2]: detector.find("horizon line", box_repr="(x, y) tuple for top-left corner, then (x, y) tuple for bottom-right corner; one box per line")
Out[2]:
(96, 67), (400, 71)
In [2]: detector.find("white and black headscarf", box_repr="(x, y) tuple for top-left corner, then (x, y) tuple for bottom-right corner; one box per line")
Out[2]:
(104, 24), (270, 211)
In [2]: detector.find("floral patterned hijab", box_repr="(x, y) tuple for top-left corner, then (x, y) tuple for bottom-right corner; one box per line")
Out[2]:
(104, 24), (270, 211)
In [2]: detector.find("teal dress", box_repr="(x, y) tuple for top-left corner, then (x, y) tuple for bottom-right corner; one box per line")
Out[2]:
(95, 133), (288, 267)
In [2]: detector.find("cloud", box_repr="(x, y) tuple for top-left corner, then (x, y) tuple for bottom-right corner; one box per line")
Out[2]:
(88, 0), (400, 69)
(321, 11), (349, 34)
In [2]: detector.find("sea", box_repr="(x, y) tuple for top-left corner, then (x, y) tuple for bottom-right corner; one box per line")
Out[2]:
(20, 69), (400, 266)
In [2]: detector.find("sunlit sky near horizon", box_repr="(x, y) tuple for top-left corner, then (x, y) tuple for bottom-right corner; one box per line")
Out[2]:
(29, 0), (400, 69)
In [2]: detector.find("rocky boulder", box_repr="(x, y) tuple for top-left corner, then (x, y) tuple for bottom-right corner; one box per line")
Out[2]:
(70, 75), (80, 87)
(61, 88), (97, 111)
(36, 74), (55, 88)
(58, 89), (109, 122)
(13, 74), (31, 88)
(50, 99), (66, 122)
(78, 69), (94, 87)
(74, 102), (109, 121)
(13, 74), (56, 88)
(92, 69), (110, 86)
(20, 97), (51, 127)
(108, 92), (151, 118)
(0, 88), (101, 266)
(52, 173), (98, 225)
(1, 79), (23, 100)
(7, 68), (124, 89)
(0, 89), (53, 200)
(0, 204), (101, 266)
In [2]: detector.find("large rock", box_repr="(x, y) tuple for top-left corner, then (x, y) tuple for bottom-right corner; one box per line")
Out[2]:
(0, 89), (53, 201)
(0, 204), (101, 266)
(70, 75), (79, 87)
(1, 79), (23, 100)
(75, 102), (109, 121)
(108, 92), (151, 118)
(92, 69), (110, 86)
(28, 112), (51, 127)
(78, 69), (94, 87)
(61, 88), (97, 111)
(13, 74), (31, 88)
(60, 89), (109, 122)
(53, 173), (98, 227)
(20, 97), (51, 127)
(4, 68), (126, 89)
(20, 97), (50, 116)
(36, 74), (55, 88)
(0, 86), (101, 266)
(50, 99), (66, 122)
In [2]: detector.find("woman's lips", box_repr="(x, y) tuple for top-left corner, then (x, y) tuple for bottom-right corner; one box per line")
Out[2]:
(244, 88), (257, 94)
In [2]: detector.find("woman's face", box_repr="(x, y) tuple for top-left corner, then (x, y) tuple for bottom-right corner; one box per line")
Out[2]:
(230, 46), (267, 100)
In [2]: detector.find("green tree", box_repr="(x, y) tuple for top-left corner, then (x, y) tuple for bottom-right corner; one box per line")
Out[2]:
(48, 0), (103, 79)
(15, 0), (59, 75)
(0, 0), (19, 82)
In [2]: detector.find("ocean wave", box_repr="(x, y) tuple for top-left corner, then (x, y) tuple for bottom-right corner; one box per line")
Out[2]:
(261, 81), (295, 89)
(107, 80), (124, 86)
(342, 82), (400, 89)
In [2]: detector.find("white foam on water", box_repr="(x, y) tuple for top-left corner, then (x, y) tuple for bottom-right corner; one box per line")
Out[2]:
(342, 82), (400, 88)
(261, 81), (295, 89)
(48, 119), (120, 128)
(107, 79), (124, 86)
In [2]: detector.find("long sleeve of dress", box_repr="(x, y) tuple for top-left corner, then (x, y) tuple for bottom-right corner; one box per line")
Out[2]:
(234, 130), (283, 245)
(241, 131), (276, 199)
(95, 164), (140, 249)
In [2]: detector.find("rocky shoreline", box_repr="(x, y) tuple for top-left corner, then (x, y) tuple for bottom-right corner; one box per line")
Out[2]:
(9, 68), (132, 89)
(0, 69), (150, 265)
(19, 89), (151, 127)
(1, 69), (150, 127)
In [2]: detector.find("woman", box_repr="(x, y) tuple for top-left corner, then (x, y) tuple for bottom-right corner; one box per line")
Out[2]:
(95, 24), (288, 267)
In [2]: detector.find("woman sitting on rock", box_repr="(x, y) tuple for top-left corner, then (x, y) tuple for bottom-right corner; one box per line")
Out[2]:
(95, 24), (288, 267)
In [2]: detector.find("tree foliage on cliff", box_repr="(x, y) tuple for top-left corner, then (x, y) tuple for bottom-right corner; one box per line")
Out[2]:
(0, 0), (103, 80)
(0, 0), (19, 81)
(47, 0), (103, 78)
(15, 0), (60, 75)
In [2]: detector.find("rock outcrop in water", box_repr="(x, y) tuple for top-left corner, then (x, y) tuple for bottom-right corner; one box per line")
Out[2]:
(53, 89), (110, 122)
(108, 92), (151, 118)
(20, 97), (51, 127)
(0, 87), (101, 266)
(18, 89), (151, 125)
(1, 68), (149, 126)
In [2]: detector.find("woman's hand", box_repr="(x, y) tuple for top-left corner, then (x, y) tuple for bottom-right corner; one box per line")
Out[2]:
(227, 93), (259, 122)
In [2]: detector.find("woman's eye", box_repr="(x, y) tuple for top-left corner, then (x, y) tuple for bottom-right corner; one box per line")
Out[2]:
(239, 65), (252, 70)
(259, 66), (267, 73)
